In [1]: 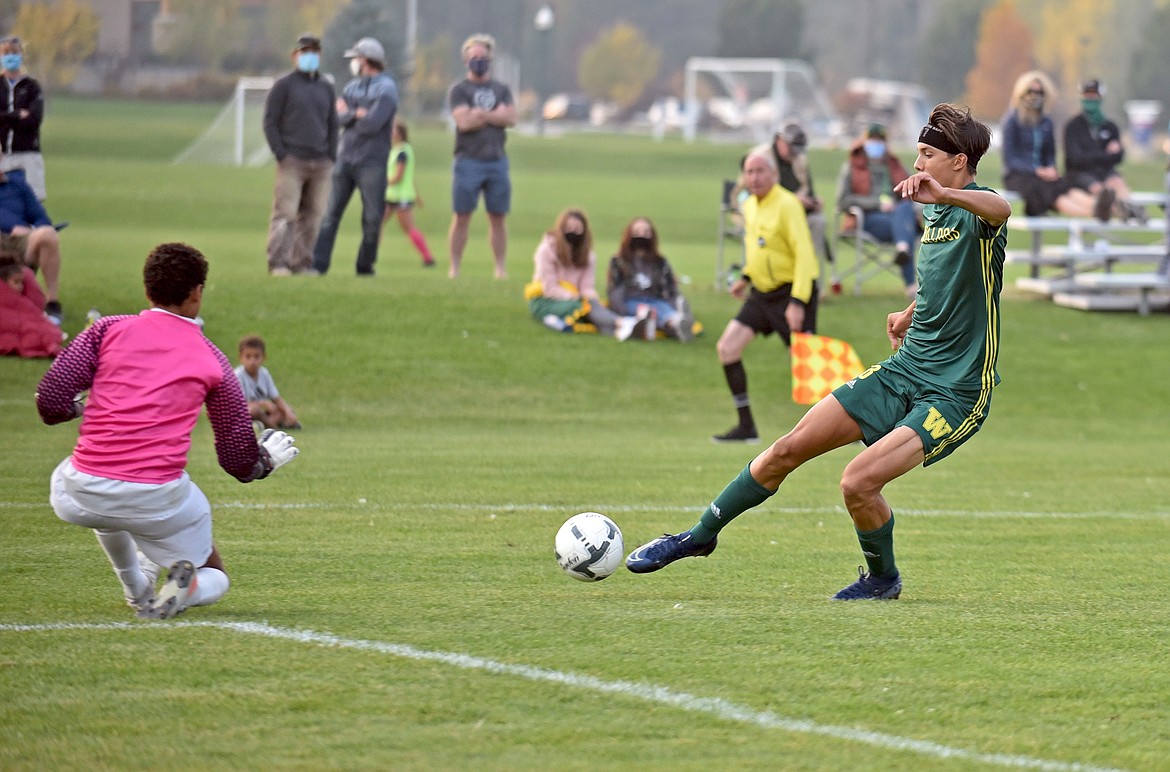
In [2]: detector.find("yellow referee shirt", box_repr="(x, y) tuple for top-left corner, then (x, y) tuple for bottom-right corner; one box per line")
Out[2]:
(741, 184), (819, 303)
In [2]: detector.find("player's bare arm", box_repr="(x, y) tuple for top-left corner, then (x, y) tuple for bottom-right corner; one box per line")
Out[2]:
(895, 172), (1010, 226)
(450, 105), (486, 132)
(485, 102), (517, 127)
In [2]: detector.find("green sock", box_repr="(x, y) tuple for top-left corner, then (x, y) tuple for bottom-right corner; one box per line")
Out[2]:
(689, 464), (775, 544)
(856, 514), (897, 578)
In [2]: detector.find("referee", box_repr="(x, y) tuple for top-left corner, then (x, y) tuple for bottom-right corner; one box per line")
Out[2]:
(713, 149), (819, 443)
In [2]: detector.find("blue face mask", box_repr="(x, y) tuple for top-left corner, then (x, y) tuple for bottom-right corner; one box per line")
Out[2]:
(863, 139), (886, 159)
(468, 57), (490, 77)
(296, 51), (320, 73)
(1, 53), (21, 72)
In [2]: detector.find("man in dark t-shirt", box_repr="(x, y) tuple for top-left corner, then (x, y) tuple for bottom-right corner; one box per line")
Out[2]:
(446, 34), (515, 279)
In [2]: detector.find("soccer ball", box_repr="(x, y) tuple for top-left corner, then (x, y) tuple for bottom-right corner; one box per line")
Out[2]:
(555, 512), (624, 582)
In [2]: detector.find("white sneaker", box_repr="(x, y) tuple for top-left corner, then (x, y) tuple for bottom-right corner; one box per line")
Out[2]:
(542, 314), (568, 332)
(615, 316), (638, 341)
(269, 266), (293, 276)
(139, 560), (197, 620)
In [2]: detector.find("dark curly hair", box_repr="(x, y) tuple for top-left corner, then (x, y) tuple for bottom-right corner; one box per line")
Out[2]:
(143, 242), (208, 307)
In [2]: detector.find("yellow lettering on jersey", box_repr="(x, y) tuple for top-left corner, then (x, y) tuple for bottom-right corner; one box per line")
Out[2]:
(856, 364), (882, 380)
(923, 407), (953, 439)
(921, 225), (960, 244)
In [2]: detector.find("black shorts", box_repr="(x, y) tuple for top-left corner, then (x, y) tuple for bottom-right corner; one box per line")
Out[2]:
(734, 283), (818, 345)
(1003, 170), (1078, 216)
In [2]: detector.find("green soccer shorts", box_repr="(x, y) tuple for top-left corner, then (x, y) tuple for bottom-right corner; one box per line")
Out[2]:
(832, 362), (992, 467)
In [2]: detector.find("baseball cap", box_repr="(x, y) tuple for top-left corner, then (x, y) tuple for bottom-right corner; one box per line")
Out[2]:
(295, 34), (321, 52)
(344, 37), (385, 63)
(779, 123), (808, 149)
(1080, 78), (1104, 96)
(866, 123), (887, 139)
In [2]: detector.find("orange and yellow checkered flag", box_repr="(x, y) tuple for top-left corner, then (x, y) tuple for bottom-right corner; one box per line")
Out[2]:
(790, 332), (865, 405)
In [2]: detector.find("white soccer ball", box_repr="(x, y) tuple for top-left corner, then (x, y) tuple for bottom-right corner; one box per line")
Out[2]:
(555, 512), (624, 582)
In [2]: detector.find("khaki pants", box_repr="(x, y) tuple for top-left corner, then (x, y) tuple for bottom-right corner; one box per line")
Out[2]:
(267, 155), (333, 272)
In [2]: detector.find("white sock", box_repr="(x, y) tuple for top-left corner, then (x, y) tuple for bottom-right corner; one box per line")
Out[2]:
(95, 530), (149, 597)
(188, 567), (230, 607)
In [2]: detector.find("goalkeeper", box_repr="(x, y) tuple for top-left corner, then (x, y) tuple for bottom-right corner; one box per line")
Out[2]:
(627, 104), (1011, 601)
(36, 242), (299, 619)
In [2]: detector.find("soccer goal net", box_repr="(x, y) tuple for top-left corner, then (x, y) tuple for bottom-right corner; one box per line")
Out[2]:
(681, 57), (841, 145)
(173, 77), (274, 167)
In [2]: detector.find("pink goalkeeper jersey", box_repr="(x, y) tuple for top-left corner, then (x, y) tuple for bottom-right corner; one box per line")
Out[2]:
(36, 310), (261, 484)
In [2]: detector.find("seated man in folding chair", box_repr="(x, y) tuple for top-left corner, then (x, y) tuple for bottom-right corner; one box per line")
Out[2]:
(0, 146), (62, 324)
(836, 123), (918, 298)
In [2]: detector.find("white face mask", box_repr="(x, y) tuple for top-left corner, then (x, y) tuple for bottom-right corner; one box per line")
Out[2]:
(349, 58), (362, 77)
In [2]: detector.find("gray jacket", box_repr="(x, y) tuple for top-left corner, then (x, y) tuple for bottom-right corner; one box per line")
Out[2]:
(337, 72), (398, 166)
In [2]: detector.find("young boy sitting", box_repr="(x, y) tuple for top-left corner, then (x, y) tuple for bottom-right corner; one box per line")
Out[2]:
(234, 334), (301, 430)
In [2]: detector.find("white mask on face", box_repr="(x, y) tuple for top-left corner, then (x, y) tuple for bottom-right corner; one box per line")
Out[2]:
(349, 58), (362, 77)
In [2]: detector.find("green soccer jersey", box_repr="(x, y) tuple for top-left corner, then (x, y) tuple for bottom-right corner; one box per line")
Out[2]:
(887, 182), (1008, 393)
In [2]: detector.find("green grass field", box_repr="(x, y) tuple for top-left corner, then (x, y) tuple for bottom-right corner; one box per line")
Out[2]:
(2, 98), (1168, 771)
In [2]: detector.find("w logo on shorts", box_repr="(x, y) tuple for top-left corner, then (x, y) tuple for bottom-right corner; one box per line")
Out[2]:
(922, 407), (954, 439)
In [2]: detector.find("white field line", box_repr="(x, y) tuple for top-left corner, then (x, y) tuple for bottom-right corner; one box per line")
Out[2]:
(1, 620), (1123, 772)
(2, 500), (1168, 521)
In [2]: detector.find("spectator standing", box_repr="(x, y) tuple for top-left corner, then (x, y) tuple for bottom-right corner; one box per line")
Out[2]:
(1001, 71), (1108, 220)
(0, 36), (47, 202)
(713, 150), (819, 443)
(0, 147), (62, 323)
(1063, 78), (1143, 221)
(263, 34), (337, 276)
(311, 37), (398, 276)
(447, 34), (516, 280)
(837, 123), (919, 295)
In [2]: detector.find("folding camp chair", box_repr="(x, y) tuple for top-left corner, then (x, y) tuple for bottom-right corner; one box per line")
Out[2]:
(833, 205), (905, 296)
(715, 179), (745, 288)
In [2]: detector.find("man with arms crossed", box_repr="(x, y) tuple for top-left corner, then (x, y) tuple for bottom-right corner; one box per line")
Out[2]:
(627, 104), (1011, 601)
(447, 34), (516, 279)
(37, 243), (299, 619)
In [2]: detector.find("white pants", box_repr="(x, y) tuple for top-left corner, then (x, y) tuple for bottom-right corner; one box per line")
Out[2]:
(50, 457), (214, 568)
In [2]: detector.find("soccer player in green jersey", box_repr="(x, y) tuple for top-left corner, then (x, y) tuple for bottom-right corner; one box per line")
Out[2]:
(627, 103), (1012, 599)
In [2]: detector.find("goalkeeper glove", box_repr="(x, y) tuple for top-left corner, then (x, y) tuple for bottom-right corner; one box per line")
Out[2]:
(259, 429), (299, 473)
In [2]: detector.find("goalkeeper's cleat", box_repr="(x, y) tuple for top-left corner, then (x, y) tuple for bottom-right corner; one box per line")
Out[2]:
(626, 532), (717, 574)
(831, 566), (902, 600)
(124, 551), (163, 612)
(139, 560), (197, 620)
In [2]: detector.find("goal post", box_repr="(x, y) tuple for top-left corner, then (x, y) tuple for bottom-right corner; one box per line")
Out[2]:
(681, 57), (839, 144)
(173, 76), (275, 167)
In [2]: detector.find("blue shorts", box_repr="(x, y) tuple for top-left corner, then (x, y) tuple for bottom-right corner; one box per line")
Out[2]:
(452, 156), (511, 215)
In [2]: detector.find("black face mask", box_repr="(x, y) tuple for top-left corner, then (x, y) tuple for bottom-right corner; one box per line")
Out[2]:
(564, 232), (584, 247)
(629, 236), (652, 252)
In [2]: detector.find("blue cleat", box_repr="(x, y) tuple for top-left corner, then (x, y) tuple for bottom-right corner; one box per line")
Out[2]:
(831, 566), (902, 600)
(626, 532), (717, 574)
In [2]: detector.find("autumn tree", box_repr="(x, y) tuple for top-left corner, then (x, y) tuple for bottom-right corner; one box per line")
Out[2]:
(14, 0), (99, 90)
(964, 0), (1034, 119)
(577, 23), (661, 111)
